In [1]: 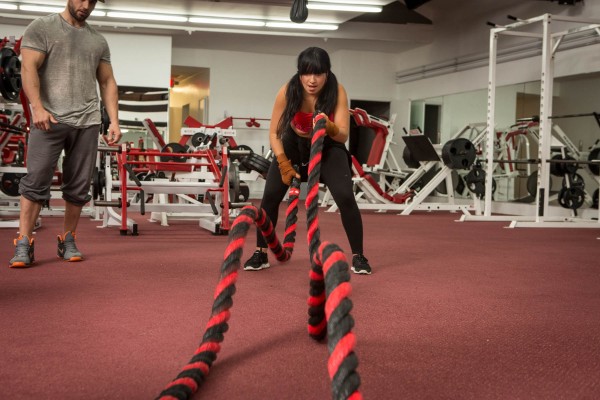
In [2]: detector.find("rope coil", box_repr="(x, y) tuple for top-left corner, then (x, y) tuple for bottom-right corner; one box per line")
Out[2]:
(156, 114), (361, 400)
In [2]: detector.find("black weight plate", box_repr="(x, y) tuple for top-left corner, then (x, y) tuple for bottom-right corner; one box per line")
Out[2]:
(402, 146), (420, 168)
(593, 188), (599, 209)
(160, 143), (188, 162)
(239, 183), (250, 202)
(588, 148), (600, 175)
(0, 172), (24, 197)
(526, 170), (553, 198)
(441, 138), (476, 170)
(228, 161), (241, 202)
(0, 48), (21, 101)
(558, 186), (585, 210)
(562, 173), (585, 189)
(526, 171), (538, 198)
(191, 132), (208, 147)
(242, 152), (270, 174)
(435, 170), (459, 195)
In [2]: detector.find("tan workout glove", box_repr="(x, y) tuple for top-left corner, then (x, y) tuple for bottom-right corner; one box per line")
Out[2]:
(325, 118), (339, 138)
(277, 153), (297, 186)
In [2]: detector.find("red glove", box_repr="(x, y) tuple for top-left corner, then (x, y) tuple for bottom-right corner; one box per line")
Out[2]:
(277, 153), (297, 185)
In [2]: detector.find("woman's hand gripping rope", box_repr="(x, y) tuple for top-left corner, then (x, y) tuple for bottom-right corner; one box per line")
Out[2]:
(155, 116), (362, 400)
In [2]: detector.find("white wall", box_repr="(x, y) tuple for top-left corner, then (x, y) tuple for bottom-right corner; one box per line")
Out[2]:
(1, 24), (172, 90)
(103, 33), (172, 90)
(171, 47), (398, 154)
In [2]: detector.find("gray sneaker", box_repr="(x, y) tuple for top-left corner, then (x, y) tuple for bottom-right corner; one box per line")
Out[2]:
(9, 235), (35, 268)
(57, 231), (83, 262)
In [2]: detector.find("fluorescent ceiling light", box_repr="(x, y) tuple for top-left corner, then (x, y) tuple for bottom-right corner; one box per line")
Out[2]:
(266, 22), (338, 30)
(92, 10), (106, 17)
(307, 3), (382, 12)
(0, 2), (18, 10)
(189, 17), (265, 27)
(310, 0), (383, 4)
(19, 5), (63, 13)
(107, 11), (188, 22)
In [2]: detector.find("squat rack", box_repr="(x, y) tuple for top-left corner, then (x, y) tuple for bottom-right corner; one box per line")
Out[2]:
(476, 13), (600, 228)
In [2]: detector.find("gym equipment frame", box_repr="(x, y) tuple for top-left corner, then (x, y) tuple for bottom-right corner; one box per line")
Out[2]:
(464, 13), (600, 229)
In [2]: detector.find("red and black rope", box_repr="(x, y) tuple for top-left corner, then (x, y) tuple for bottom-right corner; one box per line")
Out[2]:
(156, 115), (361, 400)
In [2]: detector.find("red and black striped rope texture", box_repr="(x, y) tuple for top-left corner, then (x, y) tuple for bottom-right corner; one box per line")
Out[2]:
(156, 114), (361, 400)
(307, 116), (362, 400)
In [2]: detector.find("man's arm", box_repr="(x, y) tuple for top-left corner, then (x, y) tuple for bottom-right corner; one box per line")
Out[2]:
(97, 62), (121, 145)
(20, 48), (57, 131)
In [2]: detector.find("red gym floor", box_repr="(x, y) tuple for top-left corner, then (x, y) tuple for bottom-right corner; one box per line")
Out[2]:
(1, 205), (600, 399)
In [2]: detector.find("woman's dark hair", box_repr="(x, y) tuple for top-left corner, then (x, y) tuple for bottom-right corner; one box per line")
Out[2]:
(277, 47), (339, 138)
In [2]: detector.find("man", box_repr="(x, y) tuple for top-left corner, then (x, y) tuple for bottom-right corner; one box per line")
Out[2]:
(9, 0), (121, 268)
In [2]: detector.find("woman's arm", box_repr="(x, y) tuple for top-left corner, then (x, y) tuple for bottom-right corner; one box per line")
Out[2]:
(269, 84), (287, 157)
(327, 83), (350, 144)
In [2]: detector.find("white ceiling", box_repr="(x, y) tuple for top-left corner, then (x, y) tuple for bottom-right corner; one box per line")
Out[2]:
(0, 0), (589, 57)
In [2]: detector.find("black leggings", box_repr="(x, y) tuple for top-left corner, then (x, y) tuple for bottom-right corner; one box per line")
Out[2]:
(256, 132), (364, 254)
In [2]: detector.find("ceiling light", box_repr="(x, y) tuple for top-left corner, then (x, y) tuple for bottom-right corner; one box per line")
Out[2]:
(19, 5), (63, 13)
(189, 17), (265, 27)
(307, 3), (382, 12)
(107, 11), (188, 23)
(0, 2), (18, 10)
(265, 22), (338, 30)
(92, 10), (106, 17)
(310, 0), (383, 4)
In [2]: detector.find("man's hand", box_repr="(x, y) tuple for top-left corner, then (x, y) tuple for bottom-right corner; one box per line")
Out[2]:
(31, 107), (58, 131)
(104, 122), (122, 145)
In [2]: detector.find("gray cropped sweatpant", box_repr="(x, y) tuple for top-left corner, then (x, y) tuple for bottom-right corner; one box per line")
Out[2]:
(19, 123), (99, 206)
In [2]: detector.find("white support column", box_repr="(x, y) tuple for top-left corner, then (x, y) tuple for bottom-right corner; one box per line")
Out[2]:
(535, 14), (555, 222)
(484, 28), (498, 217)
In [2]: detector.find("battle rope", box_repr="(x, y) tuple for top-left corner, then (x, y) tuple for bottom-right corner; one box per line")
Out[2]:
(156, 114), (361, 400)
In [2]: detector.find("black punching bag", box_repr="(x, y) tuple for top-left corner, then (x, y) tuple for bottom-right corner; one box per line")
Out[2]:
(290, 0), (308, 23)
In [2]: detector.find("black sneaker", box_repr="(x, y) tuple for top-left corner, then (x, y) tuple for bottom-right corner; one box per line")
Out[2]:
(351, 254), (372, 275)
(243, 250), (270, 271)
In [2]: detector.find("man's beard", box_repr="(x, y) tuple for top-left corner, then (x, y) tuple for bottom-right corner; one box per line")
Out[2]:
(68, 2), (89, 22)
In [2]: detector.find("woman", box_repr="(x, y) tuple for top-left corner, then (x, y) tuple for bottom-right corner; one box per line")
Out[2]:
(243, 47), (372, 275)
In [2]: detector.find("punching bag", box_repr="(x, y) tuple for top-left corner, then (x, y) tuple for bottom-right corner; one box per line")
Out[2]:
(290, 0), (308, 23)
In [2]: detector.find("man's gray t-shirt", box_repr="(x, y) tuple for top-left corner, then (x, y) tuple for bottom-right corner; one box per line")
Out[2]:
(21, 13), (111, 127)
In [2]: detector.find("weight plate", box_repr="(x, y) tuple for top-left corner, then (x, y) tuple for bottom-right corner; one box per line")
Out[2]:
(242, 152), (270, 175)
(160, 143), (188, 162)
(558, 186), (585, 210)
(588, 148), (600, 175)
(402, 146), (420, 168)
(0, 48), (21, 101)
(0, 172), (24, 197)
(441, 138), (476, 170)
(191, 132), (208, 147)
(550, 154), (578, 177)
(435, 170), (459, 195)
(229, 161), (241, 202)
(562, 173), (585, 189)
